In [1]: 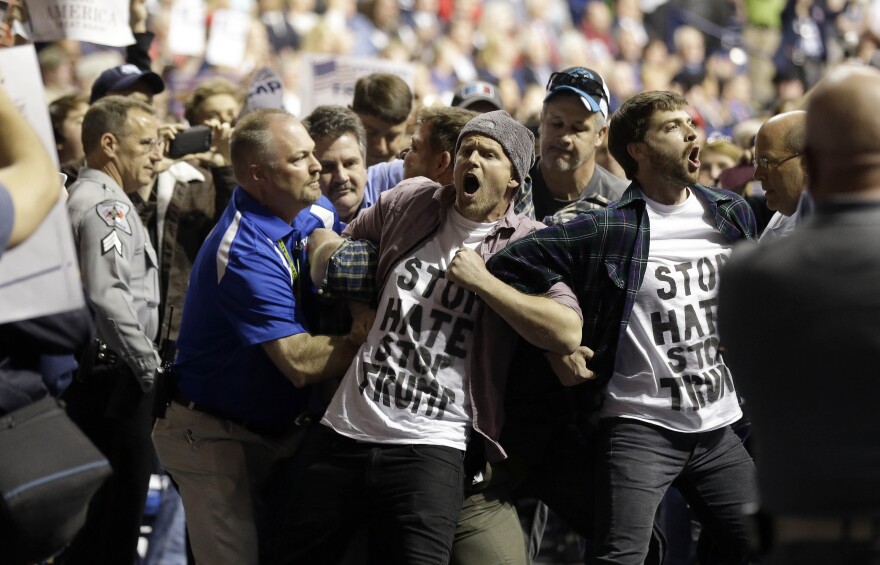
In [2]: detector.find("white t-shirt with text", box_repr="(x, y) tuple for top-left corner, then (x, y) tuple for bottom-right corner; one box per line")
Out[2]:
(322, 208), (496, 450)
(601, 190), (742, 432)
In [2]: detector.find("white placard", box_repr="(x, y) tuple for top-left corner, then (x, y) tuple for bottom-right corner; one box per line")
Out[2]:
(0, 195), (85, 324)
(0, 45), (57, 169)
(24, 0), (135, 47)
(205, 9), (250, 69)
(299, 54), (415, 117)
(0, 45), (84, 324)
(167, 0), (206, 57)
(240, 66), (284, 117)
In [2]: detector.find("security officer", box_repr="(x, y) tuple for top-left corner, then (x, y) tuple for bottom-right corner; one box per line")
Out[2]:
(152, 108), (360, 565)
(62, 95), (161, 565)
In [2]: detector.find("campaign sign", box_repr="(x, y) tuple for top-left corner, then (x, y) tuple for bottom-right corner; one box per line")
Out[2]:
(26, 0), (135, 46)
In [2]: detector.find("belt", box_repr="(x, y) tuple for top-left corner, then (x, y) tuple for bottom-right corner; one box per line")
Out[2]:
(775, 515), (880, 544)
(171, 388), (314, 437)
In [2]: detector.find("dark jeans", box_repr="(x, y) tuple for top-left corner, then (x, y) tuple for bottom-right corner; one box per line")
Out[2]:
(590, 418), (758, 565)
(280, 425), (466, 565)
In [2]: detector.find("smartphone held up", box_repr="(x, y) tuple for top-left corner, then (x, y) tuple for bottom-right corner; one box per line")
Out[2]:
(167, 125), (212, 158)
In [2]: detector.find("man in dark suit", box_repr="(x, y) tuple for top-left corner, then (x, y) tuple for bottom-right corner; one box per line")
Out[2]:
(719, 64), (880, 565)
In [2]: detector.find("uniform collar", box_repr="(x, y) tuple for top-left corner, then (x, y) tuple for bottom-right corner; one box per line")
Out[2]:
(76, 167), (124, 191)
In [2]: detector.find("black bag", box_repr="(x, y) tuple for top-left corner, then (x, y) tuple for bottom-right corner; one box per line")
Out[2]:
(0, 395), (112, 565)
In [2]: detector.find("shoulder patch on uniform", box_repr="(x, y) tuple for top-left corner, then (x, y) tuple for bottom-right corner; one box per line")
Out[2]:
(308, 204), (335, 229)
(96, 201), (132, 235)
(101, 231), (123, 256)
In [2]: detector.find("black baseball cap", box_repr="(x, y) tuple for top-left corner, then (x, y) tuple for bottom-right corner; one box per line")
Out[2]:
(90, 63), (165, 104)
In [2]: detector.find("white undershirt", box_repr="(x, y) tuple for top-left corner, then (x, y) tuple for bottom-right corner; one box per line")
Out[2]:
(601, 190), (742, 432)
(322, 208), (496, 450)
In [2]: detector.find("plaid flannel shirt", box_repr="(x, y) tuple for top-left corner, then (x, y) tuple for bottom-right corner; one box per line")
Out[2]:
(487, 181), (756, 409)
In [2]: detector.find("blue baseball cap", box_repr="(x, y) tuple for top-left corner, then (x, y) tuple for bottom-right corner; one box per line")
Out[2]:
(90, 64), (165, 104)
(544, 67), (611, 119)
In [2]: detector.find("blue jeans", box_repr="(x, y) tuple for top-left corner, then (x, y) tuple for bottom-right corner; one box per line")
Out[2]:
(590, 418), (758, 565)
(279, 426), (466, 564)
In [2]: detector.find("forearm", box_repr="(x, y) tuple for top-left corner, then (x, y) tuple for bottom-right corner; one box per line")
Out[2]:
(264, 332), (360, 388)
(475, 275), (581, 354)
(308, 228), (345, 287)
(0, 89), (60, 247)
(91, 298), (160, 374)
(309, 234), (380, 304)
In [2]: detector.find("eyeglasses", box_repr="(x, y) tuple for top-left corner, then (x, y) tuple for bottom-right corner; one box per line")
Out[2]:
(546, 68), (608, 103)
(137, 138), (162, 155)
(752, 153), (801, 169)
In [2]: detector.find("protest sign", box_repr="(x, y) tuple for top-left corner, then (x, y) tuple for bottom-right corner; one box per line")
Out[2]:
(205, 9), (250, 68)
(299, 54), (415, 116)
(0, 45), (84, 323)
(167, 0), (205, 57)
(25, 0), (135, 46)
(239, 66), (284, 118)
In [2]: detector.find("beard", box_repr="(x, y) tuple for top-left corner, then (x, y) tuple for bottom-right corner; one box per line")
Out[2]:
(644, 140), (698, 187)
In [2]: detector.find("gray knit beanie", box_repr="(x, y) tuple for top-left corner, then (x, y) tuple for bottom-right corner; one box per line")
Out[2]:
(455, 110), (535, 184)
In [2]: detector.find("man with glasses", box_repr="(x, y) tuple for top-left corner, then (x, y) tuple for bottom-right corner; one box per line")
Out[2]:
(753, 111), (810, 239)
(63, 95), (164, 564)
(720, 63), (880, 565)
(531, 67), (628, 224)
(488, 91), (759, 564)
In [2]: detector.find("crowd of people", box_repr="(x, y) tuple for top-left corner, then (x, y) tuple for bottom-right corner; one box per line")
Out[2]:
(2, 0), (880, 564)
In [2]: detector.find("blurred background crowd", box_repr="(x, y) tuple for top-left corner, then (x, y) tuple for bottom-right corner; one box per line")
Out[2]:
(6, 1), (880, 563)
(37, 0), (880, 135)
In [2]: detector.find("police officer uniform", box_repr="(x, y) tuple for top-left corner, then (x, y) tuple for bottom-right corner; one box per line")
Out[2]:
(62, 167), (160, 564)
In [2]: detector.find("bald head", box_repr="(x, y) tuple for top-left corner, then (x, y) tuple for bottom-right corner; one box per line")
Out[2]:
(806, 64), (880, 200)
(754, 111), (807, 216)
(760, 111), (806, 156)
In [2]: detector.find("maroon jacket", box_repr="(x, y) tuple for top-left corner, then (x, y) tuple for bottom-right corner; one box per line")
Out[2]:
(337, 177), (581, 461)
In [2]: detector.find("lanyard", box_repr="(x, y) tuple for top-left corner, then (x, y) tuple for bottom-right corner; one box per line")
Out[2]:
(276, 239), (301, 297)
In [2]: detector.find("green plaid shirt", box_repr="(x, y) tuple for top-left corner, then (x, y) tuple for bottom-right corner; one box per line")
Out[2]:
(487, 182), (756, 404)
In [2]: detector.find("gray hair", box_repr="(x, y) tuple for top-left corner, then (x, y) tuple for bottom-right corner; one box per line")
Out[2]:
(81, 95), (154, 153)
(303, 105), (367, 161)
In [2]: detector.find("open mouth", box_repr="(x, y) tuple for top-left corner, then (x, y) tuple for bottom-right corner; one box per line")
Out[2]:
(687, 146), (701, 170)
(463, 173), (480, 195)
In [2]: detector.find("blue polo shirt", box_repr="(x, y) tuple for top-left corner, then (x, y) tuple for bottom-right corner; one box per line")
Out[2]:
(362, 159), (404, 213)
(173, 187), (340, 430)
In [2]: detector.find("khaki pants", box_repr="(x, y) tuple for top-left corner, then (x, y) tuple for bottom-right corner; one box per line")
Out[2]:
(451, 489), (529, 565)
(151, 402), (305, 565)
